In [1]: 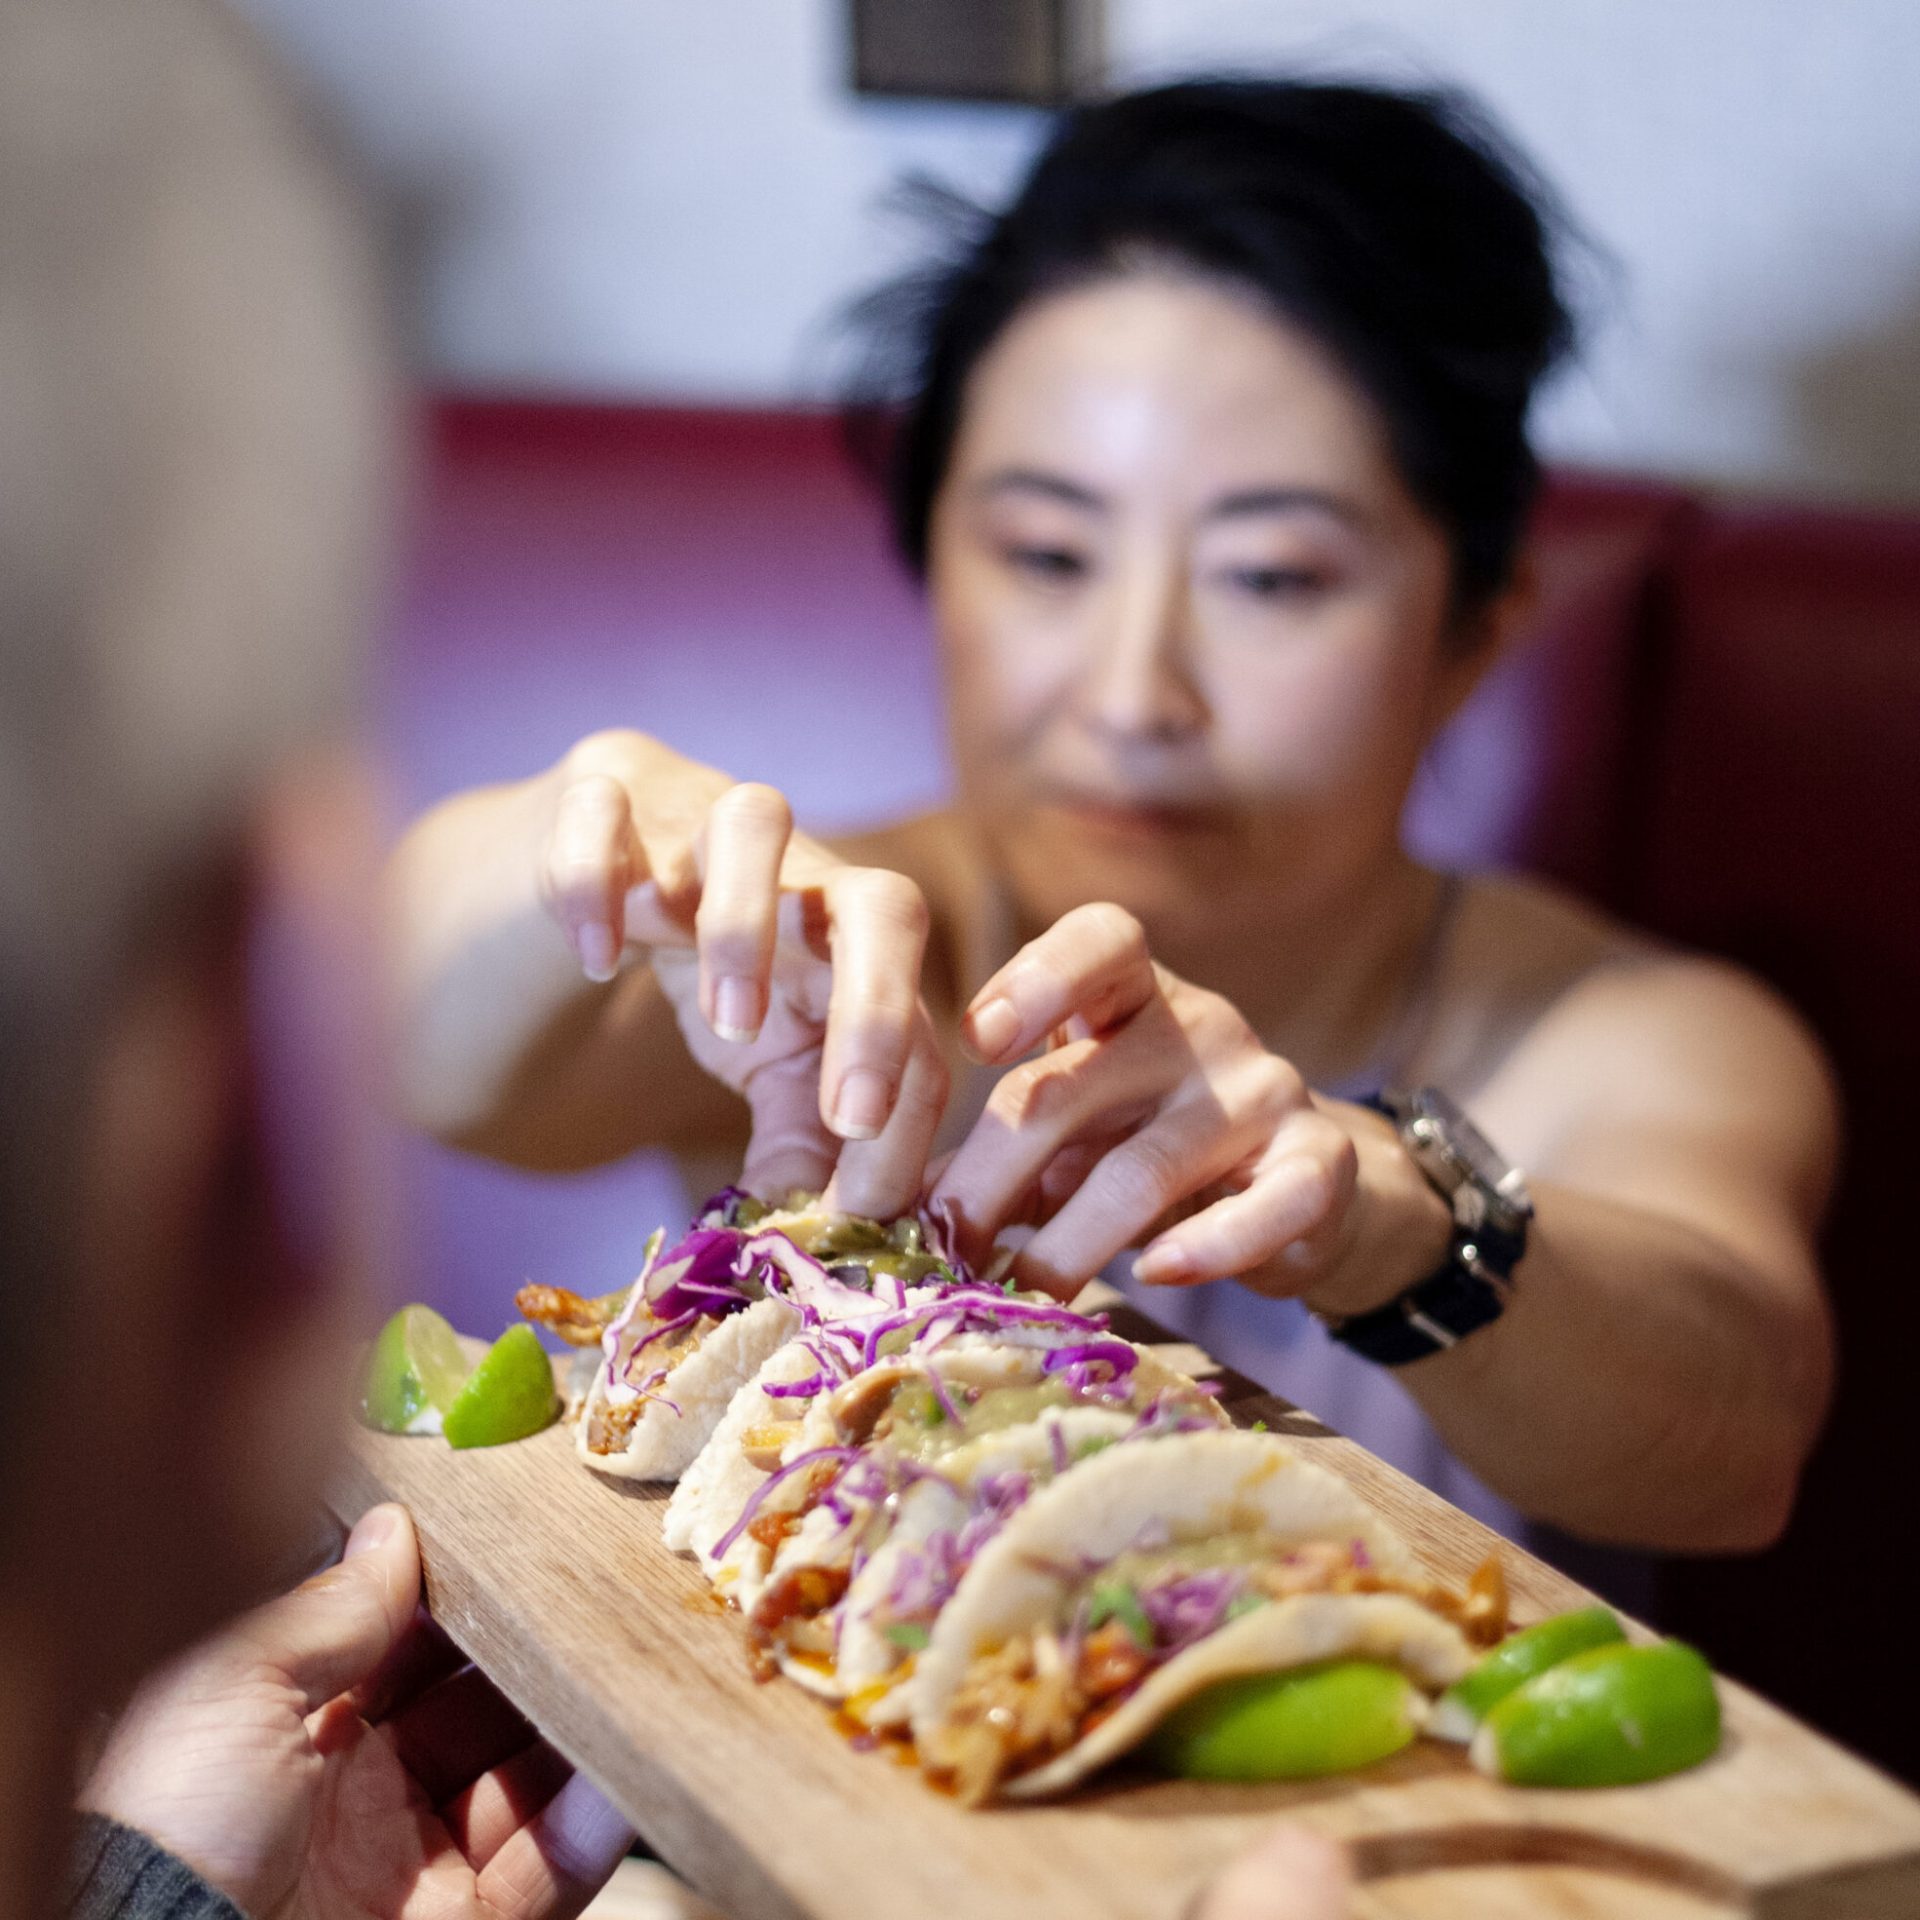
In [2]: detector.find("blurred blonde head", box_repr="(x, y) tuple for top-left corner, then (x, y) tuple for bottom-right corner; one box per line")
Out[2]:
(0, 0), (395, 1906)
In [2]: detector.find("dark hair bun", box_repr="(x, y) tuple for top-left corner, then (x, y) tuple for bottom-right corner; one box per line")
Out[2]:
(848, 78), (1577, 607)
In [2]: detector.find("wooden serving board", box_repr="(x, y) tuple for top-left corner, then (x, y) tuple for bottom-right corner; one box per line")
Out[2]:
(334, 1295), (1920, 1920)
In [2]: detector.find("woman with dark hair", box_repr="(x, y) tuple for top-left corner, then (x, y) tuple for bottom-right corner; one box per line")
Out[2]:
(391, 79), (1835, 1560)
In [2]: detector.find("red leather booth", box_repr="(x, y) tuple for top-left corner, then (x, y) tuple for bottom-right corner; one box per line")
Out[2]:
(387, 402), (1920, 1782)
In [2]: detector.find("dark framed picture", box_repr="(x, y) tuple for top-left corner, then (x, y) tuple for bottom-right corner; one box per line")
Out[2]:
(849, 0), (1103, 107)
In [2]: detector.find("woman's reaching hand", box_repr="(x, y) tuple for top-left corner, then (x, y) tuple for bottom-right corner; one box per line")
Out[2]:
(930, 903), (1449, 1310)
(392, 728), (948, 1215)
(537, 730), (949, 1214)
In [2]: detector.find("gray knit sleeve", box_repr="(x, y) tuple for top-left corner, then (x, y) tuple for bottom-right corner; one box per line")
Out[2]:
(65, 1815), (246, 1920)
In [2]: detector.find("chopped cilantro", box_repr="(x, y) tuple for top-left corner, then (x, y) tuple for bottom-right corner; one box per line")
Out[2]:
(1226, 1592), (1267, 1622)
(896, 1385), (945, 1426)
(882, 1620), (931, 1651)
(1086, 1577), (1153, 1647)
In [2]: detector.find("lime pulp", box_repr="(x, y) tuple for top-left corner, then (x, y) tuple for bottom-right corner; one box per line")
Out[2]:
(359, 1304), (470, 1435)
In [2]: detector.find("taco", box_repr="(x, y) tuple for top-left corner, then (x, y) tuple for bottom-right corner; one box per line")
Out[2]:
(909, 1430), (1506, 1803)
(669, 1285), (1224, 1599)
(683, 1332), (1226, 1714)
(520, 1193), (921, 1482)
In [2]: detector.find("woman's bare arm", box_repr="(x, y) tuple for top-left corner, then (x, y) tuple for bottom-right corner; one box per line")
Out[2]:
(1375, 955), (1837, 1551)
(931, 905), (1837, 1553)
(385, 734), (737, 1166)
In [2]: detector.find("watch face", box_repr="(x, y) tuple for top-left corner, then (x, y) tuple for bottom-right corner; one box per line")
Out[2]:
(1411, 1087), (1534, 1219)
(1415, 1087), (1496, 1178)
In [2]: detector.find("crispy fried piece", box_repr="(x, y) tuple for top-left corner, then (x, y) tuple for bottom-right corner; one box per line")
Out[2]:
(1462, 1555), (1510, 1647)
(516, 1282), (627, 1347)
(831, 1368), (910, 1447)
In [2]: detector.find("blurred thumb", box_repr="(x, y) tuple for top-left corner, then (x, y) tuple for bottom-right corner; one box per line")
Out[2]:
(239, 1503), (420, 1713)
(1195, 1826), (1353, 1920)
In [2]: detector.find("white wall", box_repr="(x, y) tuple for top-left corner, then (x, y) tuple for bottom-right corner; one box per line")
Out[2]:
(246, 0), (1920, 504)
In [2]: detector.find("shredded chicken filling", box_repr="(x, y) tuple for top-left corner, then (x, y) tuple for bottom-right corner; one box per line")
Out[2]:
(582, 1315), (717, 1452)
(922, 1541), (1506, 1804)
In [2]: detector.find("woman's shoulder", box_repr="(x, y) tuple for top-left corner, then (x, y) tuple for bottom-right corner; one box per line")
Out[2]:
(1434, 870), (1837, 1165)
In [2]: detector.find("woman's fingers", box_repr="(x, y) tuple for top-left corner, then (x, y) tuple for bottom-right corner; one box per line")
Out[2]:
(961, 902), (1158, 1063)
(1014, 1098), (1252, 1296)
(542, 774), (647, 982)
(823, 1011), (951, 1220)
(444, 1739), (568, 1869)
(348, 1608), (464, 1724)
(1134, 1114), (1358, 1288)
(930, 1008), (1190, 1268)
(693, 781), (792, 1042)
(817, 865), (933, 1142)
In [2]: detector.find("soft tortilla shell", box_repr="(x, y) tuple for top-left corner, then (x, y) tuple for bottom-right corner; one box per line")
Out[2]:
(1005, 1589), (1472, 1798)
(579, 1295), (799, 1483)
(911, 1430), (1423, 1745)
(662, 1336), (823, 1556)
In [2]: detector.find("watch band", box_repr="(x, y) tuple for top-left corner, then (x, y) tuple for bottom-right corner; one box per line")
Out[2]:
(1327, 1090), (1527, 1366)
(1325, 1231), (1510, 1365)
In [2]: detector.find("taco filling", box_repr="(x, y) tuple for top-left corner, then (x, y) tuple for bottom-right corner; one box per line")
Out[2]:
(922, 1533), (1506, 1804)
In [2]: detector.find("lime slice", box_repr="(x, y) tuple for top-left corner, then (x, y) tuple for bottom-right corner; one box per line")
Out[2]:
(442, 1323), (560, 1449)
(1431, 1605), (1627, 1742)
(1471, 1640), (1721, 1787)
(359, 1304), (470, 1435)
(1146, 1661), (1425, 1782)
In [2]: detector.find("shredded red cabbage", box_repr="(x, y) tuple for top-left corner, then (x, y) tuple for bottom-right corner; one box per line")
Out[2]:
(1041, 1338), (1140, 1397)
(644, 1227), (751, 1309)
(735, 1231), (875, 1318)
(697, 1184), (752, 1223)
(1137, 1569), (1244, 1650)
(880, 1470), (1036, 1629)
(713, 1445), (864, 1561)
(762, 1372), (832, 1400)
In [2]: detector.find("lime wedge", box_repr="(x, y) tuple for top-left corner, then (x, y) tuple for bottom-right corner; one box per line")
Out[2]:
(1431, 1605), (1627, 1742)
(1146, 1661), (1424, 1782)
(442, 1323), (559, 1449)
(1471, 1640), (1721, 1787)
(359, 1304), (470, 1435)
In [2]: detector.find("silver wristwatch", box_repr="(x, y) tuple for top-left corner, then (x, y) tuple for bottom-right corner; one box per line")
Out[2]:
(1327, 1087), (1534, 1365)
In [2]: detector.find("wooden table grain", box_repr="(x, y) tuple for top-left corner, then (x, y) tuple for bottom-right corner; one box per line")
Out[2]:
(334, 1296), (1920, 1919)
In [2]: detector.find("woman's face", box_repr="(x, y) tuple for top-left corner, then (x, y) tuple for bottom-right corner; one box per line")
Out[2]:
(928, 270), (1484, 943)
